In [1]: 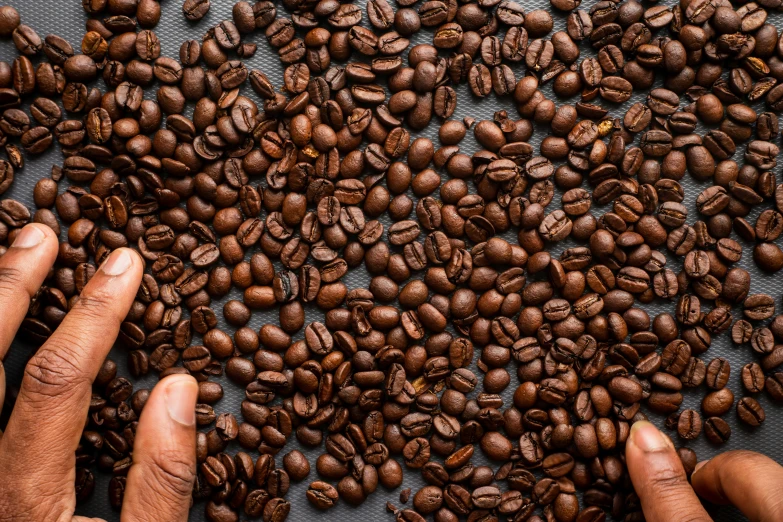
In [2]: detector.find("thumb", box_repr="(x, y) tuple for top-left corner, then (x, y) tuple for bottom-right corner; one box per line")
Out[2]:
(625, 421), (713, 522)
(121, 375), (198, 522)
(691, 450), (783, 521)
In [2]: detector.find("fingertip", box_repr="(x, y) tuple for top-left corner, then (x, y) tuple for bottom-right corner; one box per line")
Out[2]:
(98, 247), (143, 278)
(160, 373), (198, 388)
(628, 420), (673, 454)
(10, 223), (57, 249)
(126, 246), (145, 268)
(693, 460), (709, 477)
(3, 223), (58, 266)
(161, 374), (198, 427)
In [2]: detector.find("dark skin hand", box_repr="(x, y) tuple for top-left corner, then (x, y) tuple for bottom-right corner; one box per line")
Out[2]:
(1, 224), (781, 522)
(626, 420), (783, 522)
(0, 224), (199, 522)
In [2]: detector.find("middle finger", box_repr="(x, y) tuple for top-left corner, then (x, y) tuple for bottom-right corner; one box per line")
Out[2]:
(626, 421), (713, 522)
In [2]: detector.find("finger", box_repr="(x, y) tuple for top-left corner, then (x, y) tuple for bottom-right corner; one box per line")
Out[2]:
(122, 375), (198, 522)
(0, 360), (5, 441)
(625, 421), (712, 522)
(0, 248), (143, 502)
(692, 450), (783, 521)
(0, 223), (59, 358)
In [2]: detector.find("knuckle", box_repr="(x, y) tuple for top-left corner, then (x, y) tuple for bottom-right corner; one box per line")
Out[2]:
(642, 467), (709, 522)
(0, 494), (71, 522)
(647, 467), (688, 493)
(667, 511), (708, 522)
(0, 266), (32, 300)
(70, 292), (120, 324)
(142, 449), (196, 502)
(644, 468), (691, 497)
(761, 496), (783, 522)
(23, 346), (87, 401)
(715, 451), (775, 491)
(717, 450), (783, 522)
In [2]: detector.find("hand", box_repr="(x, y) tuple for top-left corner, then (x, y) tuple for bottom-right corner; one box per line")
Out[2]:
(626, 420), (783, 522)
(0, 224), (199, 522)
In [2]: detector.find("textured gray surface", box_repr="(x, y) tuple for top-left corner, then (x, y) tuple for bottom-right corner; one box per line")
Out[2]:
(0, 0), (781, 520)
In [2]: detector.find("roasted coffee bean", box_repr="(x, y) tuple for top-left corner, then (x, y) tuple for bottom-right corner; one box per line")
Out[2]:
(705, 358), (730, 390)
(737, 397), (765, 427)
(183, 0), (210, 20)
(307, 481), (338, 510)
(677, 410), (702, 440)
(0, 5), (20, 37)
(8, 2), (783, 519)
(704, 417), (731, 444)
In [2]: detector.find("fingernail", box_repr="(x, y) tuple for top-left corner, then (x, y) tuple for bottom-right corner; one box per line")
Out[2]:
(166, 377), (197, 426)
(692, 460), (709, 477)
(99, 248), (134, 276)
(11, 225), (45, 249)
(630, 420), (671, 452)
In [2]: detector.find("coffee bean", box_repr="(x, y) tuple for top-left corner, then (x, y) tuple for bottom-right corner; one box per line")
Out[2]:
(677, 410), (702, 440)
(0, 6), (20, 37)
(9, 1), (783, 519)
(183, 0), (210, 20)
(307, 481), (338, 510)
(705, 358), (730, 390)
(737, 396), (766, 427)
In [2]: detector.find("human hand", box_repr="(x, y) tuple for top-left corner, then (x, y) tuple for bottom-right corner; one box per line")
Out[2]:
(0, 223), (199, 522)
(626, 420), (783, 522)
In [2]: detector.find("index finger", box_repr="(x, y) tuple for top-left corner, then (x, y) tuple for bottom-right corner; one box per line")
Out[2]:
(0, 247), (143, 519)
(625, 421), (713, 522)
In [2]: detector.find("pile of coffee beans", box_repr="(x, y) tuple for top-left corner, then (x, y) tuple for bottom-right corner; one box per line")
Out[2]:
(2, 0), (783, 520)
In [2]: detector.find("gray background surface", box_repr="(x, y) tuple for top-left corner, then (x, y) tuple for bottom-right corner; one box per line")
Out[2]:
(0, 0), (781, 520)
